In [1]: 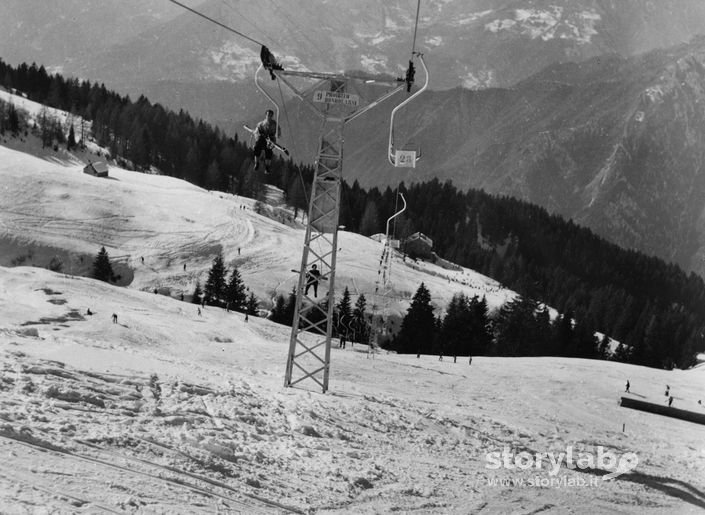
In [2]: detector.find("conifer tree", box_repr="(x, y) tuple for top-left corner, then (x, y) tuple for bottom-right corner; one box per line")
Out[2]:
(396, 283), (436, 356)
(493, 296), (546, 356)
(351, 294), (370, 344)
(191, 281), (203, 305)
(598, 333), (611, 358)
(440, 293), (470, 358)
(360, 200), (379, 236)
(92, 246), (113, 282)
(573, 318), (599, 359)
(67, 124), (76, 150)
(287, 176), (307, 220)
(225, 267), (247, 311)
(284, 286), (297, 326)
(246, 292), (258, 315)
(270, 294), (287, 325)
(8, 102), (19, 134)
(613, 342), (630, 362)
(203, 253), (227, 306)
(335, 287), (353, 338)
(469, 295), (492, 355)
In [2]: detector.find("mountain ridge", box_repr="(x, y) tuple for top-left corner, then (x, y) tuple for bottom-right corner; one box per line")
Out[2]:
(289, 37), (705, 276)
(6, 1), (705, 130)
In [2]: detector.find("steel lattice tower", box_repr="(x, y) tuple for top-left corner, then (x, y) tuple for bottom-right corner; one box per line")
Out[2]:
(258, 69), (407, 393)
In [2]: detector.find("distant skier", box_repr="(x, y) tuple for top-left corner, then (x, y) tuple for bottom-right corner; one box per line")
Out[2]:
(112, 313), (118, 324)
(252, 109), (280, 174)
(625, 380), (630, 393)
(468, 356), (473, 365)
(305, 264), (322, 297)
(86, 308), (92, 316)
(665, 385), (670, 397)
(668, 396), (674, 407)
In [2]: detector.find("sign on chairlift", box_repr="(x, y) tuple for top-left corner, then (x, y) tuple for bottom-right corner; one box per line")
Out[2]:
(313, 90), (360, 106)
(394, 149), (417, 168)
(390, 239), (401, 249)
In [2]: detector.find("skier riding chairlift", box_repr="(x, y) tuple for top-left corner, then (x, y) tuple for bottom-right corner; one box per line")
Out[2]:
(252, 109), (281, 174)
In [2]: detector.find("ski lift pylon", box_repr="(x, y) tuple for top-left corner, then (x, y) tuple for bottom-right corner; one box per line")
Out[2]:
(389, 53), (429, 168)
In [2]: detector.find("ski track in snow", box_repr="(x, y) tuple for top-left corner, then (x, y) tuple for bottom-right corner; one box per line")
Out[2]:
(0, 136), (704, 512)
(1, 265), (704, 513)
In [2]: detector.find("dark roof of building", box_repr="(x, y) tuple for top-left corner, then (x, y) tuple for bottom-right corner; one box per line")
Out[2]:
(86, 161), (109, 173)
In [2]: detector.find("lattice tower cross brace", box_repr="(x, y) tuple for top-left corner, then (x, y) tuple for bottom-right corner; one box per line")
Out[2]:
(273, 71), (405, 393)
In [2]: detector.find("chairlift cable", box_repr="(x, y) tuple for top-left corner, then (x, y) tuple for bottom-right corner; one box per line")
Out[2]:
(218, 0), (274, 44)
(276, 77), (310, 207)
(392, 186), (401, 239)
(167, 0), (267, 47)
(411, 0), (422, 56)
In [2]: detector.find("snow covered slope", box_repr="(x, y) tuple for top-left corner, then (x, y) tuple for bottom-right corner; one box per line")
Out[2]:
(1, 265), (704, 513)
(1, 140), (704, 513)
(0, 143), (514, 317)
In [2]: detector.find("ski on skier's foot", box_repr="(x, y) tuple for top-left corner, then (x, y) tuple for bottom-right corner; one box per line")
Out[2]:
(243, 125), (290, 156)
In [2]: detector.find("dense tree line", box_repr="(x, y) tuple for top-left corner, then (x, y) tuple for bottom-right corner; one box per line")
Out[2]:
(390, 283), (607, 361)
(4, 59), (704, 368)
(194, 253), (258, 314)
(270, 285), (372, 344)
(341, 180), (705, 369)
(0, 59), (314, 211)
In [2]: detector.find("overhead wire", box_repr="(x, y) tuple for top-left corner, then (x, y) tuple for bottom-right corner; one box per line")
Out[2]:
(371, 0), (424, 340)
(168, 0), (308, 204)
(276, 78), (310, 207)
(411, 0), (421, 55)
(261, 0), (321, 55)
(217, 0), (277, 49)
(167, 0), (266, 47)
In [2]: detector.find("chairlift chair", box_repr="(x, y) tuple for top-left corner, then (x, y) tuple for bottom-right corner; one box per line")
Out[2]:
(388, 54), (429, 168)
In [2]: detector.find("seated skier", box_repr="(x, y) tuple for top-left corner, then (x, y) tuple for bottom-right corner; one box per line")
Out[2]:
(253, 109), (280, 174)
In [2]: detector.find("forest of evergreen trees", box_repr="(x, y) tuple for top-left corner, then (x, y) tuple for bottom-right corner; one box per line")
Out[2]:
(2, 58), (704, 369)
(390, 282), (609, 363)
(339, 180), (705, 369)
(0, 58), (314, 211)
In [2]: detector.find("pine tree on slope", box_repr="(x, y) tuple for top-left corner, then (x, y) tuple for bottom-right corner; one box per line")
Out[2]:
(396, 283), (436, 357)
(93, 246), (113, 283)
(204, 253), (227, 306)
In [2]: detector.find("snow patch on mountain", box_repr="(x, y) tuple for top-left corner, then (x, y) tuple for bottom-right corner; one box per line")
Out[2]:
(461, 67), (496, 89)
(360, 54), (389, 73)
(485, 7), (600, 44)
(367, 33), (395, 46)
(206, 41), (259, 81)
(425, 35), (443, 47)
(564, 11), (601, 44)
(449, 10), (494, 27)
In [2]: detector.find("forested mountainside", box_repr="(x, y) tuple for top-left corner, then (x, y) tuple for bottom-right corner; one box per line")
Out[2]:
(291, 37), (705, 279)
(2, 59), (704, 368)
(340, 180), (705, 368)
